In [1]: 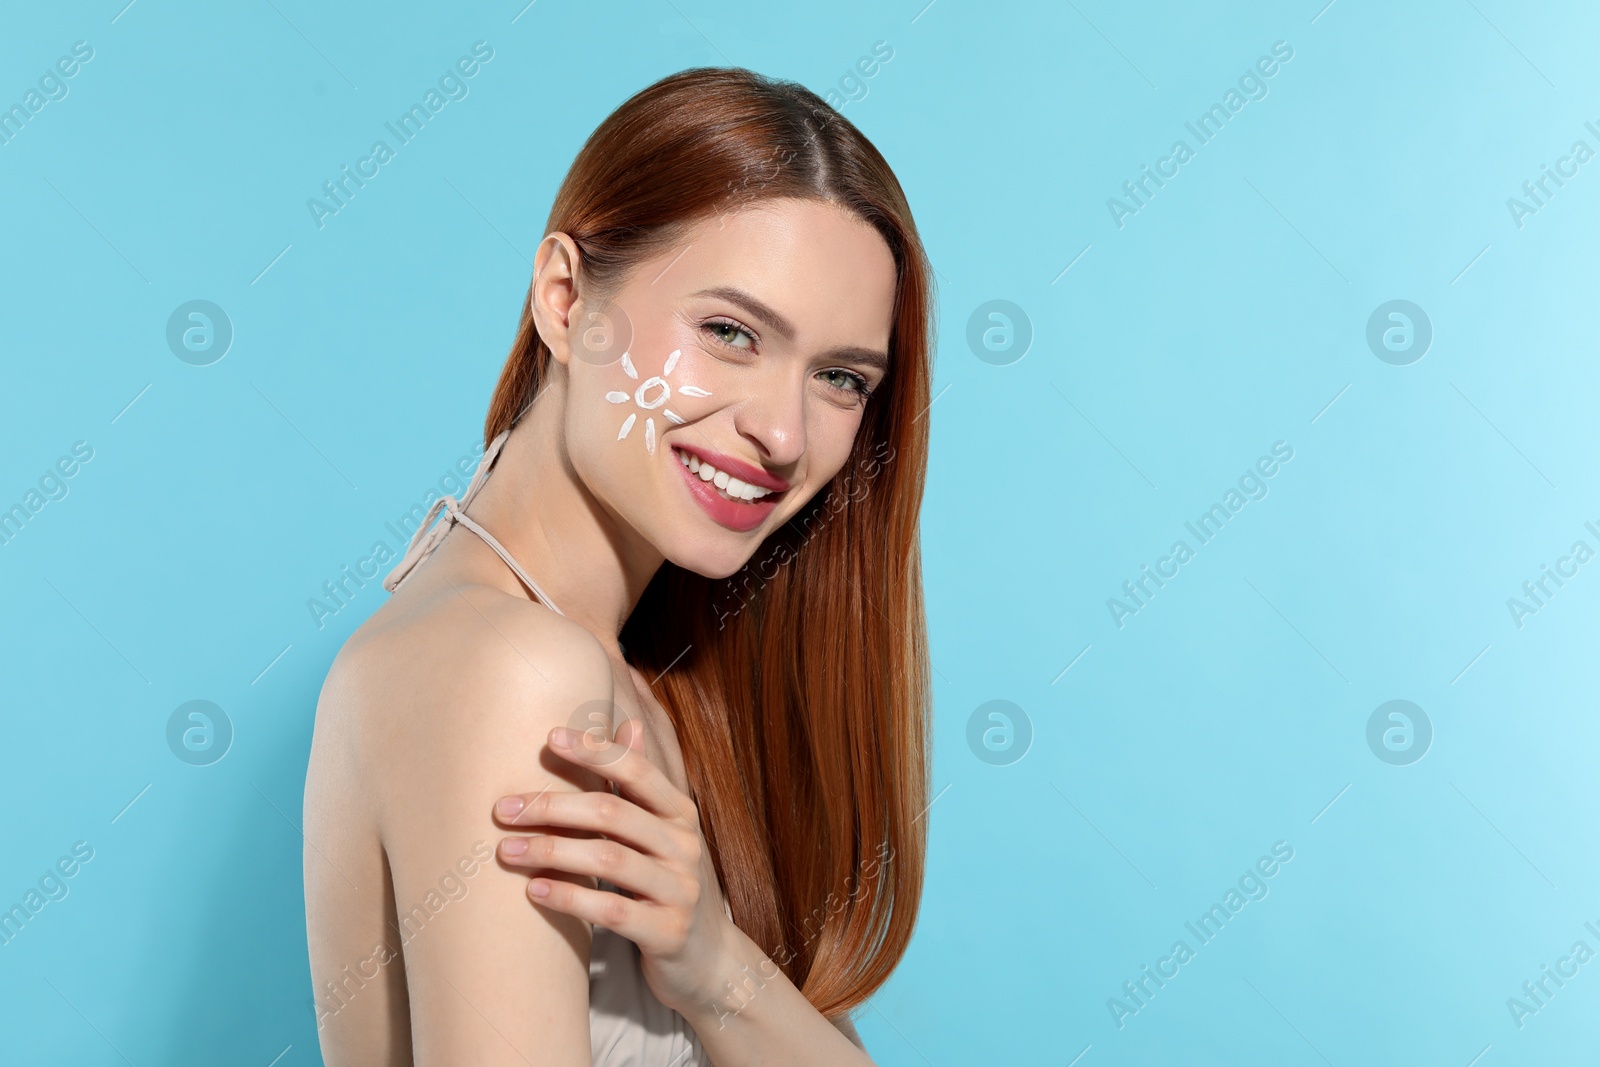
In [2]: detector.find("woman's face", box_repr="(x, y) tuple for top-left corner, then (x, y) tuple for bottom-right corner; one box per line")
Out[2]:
(541, 197), (897, 579)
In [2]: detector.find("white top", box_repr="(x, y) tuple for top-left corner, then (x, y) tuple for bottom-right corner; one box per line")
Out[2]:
(589, 879), (715, 1066)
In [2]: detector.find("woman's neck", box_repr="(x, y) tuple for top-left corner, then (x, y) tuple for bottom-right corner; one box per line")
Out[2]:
(466, 373), (664, 657)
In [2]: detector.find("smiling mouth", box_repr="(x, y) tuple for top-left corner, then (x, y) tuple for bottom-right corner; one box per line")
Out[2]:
(672, 447), (786, 504)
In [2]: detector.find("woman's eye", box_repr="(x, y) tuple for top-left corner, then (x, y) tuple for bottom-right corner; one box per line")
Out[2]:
(702, 319), (756, 351)
(699, 317), (871, 402)
(819, 368), (872, 400)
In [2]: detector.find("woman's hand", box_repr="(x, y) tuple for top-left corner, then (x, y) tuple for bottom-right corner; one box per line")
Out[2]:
(492, 708), (735, 1018)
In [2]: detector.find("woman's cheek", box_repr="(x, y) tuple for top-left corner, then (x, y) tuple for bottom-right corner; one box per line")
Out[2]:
(652, 343), (723, 423)
(579, 338), (706, 459)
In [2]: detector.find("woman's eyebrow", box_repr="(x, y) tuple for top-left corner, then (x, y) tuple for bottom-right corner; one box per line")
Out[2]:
(692, 285), (890, 373)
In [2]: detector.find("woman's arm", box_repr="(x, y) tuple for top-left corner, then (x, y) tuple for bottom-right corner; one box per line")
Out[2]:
(495, 720), (875, 1067)
(372, 596), (618, 1065)
(677, 925), (876, 1065)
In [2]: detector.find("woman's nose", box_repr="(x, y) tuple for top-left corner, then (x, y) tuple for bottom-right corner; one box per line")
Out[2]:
(731, 364), (808, 468)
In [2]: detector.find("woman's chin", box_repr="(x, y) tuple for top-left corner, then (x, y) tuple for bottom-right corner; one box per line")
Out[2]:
(661, 534), (766, 582)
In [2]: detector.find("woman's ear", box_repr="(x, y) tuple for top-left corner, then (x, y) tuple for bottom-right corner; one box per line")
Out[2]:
(530, 232), (583, 367)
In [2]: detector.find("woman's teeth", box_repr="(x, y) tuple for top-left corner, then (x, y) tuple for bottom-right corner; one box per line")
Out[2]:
(673, 447), (774, 502)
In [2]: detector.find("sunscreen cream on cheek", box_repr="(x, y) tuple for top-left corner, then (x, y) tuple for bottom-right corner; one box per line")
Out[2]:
(605, 347), (714, 455)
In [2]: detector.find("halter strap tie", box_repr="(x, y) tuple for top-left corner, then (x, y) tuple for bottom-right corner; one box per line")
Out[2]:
(380, 427), (564, 616)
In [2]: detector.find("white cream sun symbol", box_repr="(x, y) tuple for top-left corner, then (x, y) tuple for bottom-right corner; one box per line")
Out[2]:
(606, 348), (711, 454)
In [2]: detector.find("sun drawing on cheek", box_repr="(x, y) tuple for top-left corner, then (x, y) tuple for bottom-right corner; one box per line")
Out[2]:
(606, 348), (712, 455)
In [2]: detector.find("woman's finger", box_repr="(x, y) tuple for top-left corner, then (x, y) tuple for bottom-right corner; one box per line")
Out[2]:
(498, 833), (692, 906)
(495, 788), (687, 863)
(546, 726), (696, 824)
(526, 873), (692, 953)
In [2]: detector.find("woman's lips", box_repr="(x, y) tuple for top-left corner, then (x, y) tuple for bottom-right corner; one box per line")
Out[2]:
(671, 447), (783, 532)
(673, 444), (791, 492)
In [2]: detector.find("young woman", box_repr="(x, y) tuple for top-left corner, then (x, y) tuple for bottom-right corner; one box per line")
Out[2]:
(303, 66), (933, 1065)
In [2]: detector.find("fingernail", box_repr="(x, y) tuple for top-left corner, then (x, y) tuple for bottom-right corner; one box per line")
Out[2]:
(497, 796), (525, 818)
(501, 838), (528, 857)
(529, 879), (551, 898)
(550, 727), (576, 749)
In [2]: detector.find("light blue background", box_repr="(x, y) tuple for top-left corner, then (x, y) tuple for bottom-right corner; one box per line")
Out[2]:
(2, 0), (1597, 1063)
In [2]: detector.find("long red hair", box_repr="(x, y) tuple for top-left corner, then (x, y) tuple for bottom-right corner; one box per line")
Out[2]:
(483, 67), (933, 1017)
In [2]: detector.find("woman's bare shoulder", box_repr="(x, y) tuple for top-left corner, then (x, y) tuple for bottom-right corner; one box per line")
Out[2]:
(831, 1012), (868, 1053)
(310, 580), (612, 1063)
(315, 579), (614, 785)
